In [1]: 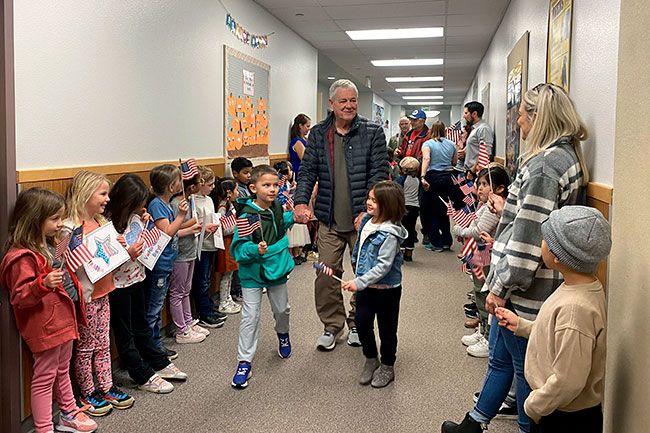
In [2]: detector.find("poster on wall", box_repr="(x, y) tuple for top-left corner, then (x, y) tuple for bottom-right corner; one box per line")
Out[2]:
(224, 46), (270, 165)
(373, 103), (385, 126)
(546, 0), (573, 90)
(505, 32), (529, 179)
(480, 83), (491, 125)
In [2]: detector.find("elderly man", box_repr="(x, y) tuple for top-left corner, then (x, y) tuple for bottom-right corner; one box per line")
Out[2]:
(395, 109), (430, 160)
(294, 79), (388, 351)
(388, 116), (411, 151)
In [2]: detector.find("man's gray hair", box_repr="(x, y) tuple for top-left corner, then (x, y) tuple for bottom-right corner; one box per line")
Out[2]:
(329, 79), (358, 100)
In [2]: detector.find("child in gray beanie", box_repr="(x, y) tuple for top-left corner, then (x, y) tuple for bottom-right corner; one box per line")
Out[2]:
(495, 205), (611, 433)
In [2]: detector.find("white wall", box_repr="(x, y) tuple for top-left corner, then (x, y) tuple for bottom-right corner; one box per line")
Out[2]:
(14, 0), (318, 169)
(463, 0), (620, 184)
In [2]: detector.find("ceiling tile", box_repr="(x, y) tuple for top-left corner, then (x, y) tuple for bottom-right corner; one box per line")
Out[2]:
(446, 0), (510, 15)
(266, 6), (333, 21)
(324, 2), (445, 20)
(317, 0), (428, 5)
(290, 20), (342, 32)
(255, 0), (319, 7)
(335, 16), (446, 30)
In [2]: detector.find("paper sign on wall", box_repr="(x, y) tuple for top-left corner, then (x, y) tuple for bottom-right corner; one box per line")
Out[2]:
(82, 222), (130, 283)
(243, 69), (255, 96)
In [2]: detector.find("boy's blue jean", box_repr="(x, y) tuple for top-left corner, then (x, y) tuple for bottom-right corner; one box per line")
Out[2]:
(145, 269), (172, 349)
(470, 315), (532, 433)
(191, 251), (215, 319)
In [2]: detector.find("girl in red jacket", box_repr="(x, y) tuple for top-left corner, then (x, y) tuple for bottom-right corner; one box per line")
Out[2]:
(0, 188), (97, 433)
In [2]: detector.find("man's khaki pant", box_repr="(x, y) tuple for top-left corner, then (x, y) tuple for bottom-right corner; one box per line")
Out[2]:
(315, 224), (357, 334)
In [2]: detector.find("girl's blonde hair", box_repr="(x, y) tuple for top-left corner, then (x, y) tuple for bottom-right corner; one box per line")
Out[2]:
(520, 83), (589, 185)
(6, 188), (65, 261)
(198, 165), (215, 184)
(66, 170), (110, 226)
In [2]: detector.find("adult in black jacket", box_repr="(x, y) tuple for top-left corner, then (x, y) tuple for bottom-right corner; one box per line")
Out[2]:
(294, 79), (388, 351)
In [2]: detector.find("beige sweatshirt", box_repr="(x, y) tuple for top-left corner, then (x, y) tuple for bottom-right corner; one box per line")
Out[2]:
(514, 279), (606, 422)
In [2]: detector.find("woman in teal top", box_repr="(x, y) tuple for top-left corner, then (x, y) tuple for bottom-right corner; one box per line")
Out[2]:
(420, 122), (460, 251)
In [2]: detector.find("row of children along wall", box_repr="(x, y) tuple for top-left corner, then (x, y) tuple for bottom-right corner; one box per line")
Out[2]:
(0, 157), (305, 433)
(226, 94), (269, 151)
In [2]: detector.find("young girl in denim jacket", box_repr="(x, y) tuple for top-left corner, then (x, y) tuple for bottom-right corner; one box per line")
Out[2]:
(342, 181), (407, 389)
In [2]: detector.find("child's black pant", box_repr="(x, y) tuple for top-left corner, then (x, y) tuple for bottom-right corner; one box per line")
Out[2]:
(530, 404), (602, 433)
(355, 286), (401, 366)
(401, 206), (420, 249)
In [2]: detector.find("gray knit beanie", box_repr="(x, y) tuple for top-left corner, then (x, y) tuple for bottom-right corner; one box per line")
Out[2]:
(541, 205), (612, 273)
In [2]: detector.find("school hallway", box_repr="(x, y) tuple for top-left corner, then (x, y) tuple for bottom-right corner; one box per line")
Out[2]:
(100, 243), (517, 433)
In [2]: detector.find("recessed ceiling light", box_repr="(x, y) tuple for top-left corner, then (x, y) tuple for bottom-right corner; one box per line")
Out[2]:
(371, 59), (444, 67)
(295, 13), (304, 17)
(386, 76), (443, 82)
(327, 76), (336, 80)
(407, 101), (444, 105)
(403, 95), (444, 100)
(396, 87), (444, 92)
(346, 27), (443, 41)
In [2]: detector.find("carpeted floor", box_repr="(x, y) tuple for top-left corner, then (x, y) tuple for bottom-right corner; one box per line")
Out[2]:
(100, 243), (518, 433)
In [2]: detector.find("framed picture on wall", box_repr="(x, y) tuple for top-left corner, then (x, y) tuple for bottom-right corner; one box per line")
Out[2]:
(546, 0), (573, 90)
(505, 32), (529, 179)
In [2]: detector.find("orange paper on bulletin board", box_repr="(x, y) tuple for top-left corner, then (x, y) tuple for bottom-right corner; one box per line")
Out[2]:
(224, 46), (270, 161)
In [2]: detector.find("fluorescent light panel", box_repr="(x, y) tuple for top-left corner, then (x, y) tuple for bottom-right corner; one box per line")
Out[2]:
(396, 87), (444, 92)
(407, 101), (444, 105)
(385, 76), (443, 82)
(347, 27), (443, 41)
(424, 110), (441, 118)
(371, 59), (443, 67)
(403, 95), (444, 100)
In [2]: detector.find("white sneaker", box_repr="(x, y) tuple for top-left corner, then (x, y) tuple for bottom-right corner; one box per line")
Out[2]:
(192, 324), (210, 336)
(175, 329), (206, 344)
(156, 362), (187, 380)
(138, 374), (174, 394)
(219, 300), (242, 314)
(156, 362), (188, 381)
(467, 335), (489, 358)
(461, 329), (483, 347)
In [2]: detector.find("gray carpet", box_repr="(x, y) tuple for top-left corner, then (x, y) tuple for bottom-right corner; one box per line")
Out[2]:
(102, 244), (518, 433)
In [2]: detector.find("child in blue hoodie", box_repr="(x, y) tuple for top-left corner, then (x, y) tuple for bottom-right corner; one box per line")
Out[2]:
(229, 165), (296, 389)
(342, 180), (408, 389)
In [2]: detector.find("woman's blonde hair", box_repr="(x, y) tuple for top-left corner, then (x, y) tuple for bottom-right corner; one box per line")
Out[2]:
(520, 83), (589, 184)
(66, 170), (110, 225)
(6, 188), (65, 261)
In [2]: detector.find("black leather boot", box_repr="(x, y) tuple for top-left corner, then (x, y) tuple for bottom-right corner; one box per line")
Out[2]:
(441, 413), (486, 433)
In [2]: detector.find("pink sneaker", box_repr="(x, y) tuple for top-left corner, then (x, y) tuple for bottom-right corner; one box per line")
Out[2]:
(57, 406), (98, 432)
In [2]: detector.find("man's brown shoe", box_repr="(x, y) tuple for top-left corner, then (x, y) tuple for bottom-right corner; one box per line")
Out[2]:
(464, 318), (480, 329)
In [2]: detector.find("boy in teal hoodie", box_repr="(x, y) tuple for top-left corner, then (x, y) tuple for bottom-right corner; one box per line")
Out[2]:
(230, 165), (296, 389)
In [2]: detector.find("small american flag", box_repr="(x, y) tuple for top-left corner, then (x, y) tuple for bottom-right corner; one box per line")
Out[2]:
(283, 192), (294, 211)
(473, 264), (485, 281)
(313, 261), (333, 277)
(64, 226), (94, 272)
(452, 206), (477, 229)
(141, 223), (162, 248)
(446, 123), (462, 144)
(459, 180), (474, 196)
(236, 214), (261, 237)
(477, 141), (490, 170)
(180, 158), (199, 180)
(472, 243), (492, 267)
(220, 210), (237, 231)
(278, 174), (287, 188)
(463, 194), (476, 207)
(54, 231), (71, 260)
(460, 237), (477, 259)
(452, 174), (465, 186)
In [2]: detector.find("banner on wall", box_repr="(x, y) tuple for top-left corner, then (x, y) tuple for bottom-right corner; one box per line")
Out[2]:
(224, 46), (270, 164)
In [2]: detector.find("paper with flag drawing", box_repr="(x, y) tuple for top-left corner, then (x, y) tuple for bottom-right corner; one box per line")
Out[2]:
(138, 221), (172, 271)
(82, 222), (130, 283)
(212, 213), (225, 250)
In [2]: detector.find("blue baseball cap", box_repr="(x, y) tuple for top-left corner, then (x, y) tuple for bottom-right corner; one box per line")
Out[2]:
(408, 109), (426, 120)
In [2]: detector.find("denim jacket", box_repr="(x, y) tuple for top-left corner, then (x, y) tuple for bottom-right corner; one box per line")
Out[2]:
(351, 214), (408, 291)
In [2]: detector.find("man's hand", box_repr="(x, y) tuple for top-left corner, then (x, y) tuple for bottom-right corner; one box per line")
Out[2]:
(486, 291), (506, 315)
(487, 192), (505, 216)
(258, 241), (268, 255)
(421, 178), (430, 192)
(294, 204), (311, 223)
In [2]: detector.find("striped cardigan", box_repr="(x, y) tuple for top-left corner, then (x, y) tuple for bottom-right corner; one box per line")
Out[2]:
(486, 137), (585, 320)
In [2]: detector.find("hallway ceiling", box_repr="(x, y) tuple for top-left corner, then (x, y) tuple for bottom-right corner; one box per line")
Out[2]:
(254, 0), (510, 110)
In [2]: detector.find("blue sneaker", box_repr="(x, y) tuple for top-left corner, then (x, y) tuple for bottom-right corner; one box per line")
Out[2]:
(278, 333), (292, 359)
(422, 241), (432, 249)
(231, 361), (252, 389)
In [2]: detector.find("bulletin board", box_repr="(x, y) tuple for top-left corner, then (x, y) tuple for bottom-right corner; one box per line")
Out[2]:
(505, 31), (529, 178)
(224, 46), (270, 163)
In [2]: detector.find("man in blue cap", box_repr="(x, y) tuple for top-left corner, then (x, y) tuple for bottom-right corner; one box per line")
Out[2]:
(395, 109), (430, 160)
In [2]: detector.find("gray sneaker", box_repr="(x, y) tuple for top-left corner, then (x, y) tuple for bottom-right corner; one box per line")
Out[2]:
(316, 331), (336, 351)
(359, 358), (380, 385)
(347, 327), (362, 347)
(371, 364), (395, 388)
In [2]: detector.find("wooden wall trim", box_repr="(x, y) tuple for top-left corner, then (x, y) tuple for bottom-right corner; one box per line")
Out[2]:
(587, 182), (613, 205)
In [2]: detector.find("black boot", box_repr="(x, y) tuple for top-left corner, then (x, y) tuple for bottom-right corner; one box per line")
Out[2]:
(441, 413), (485, 433)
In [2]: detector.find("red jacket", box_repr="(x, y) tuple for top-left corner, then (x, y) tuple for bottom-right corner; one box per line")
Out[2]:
(0, 247), (85, 353)
(398, 125), (430, 160)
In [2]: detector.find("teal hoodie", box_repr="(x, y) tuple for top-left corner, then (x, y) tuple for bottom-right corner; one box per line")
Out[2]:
(230, 197), (295, 288)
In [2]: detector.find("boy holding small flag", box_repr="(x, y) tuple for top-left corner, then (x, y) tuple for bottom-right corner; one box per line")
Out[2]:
(229, 165), (297, 389)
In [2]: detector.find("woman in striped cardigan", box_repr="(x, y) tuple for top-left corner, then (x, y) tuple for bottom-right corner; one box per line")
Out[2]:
(442, 83), (590, 433)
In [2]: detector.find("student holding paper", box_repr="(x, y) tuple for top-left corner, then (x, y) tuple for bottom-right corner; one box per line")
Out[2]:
(64, 171), (135, 416)
(105, 174), (187, 395)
